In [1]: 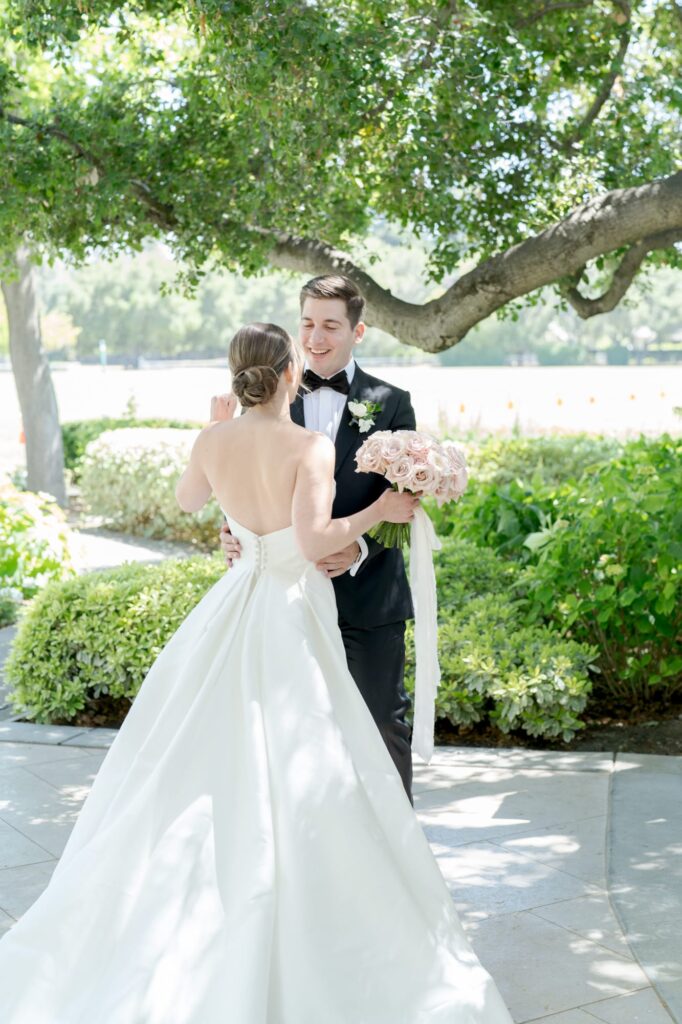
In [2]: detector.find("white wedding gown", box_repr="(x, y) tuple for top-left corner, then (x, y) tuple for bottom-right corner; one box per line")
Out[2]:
(0, 512), (514, 1024)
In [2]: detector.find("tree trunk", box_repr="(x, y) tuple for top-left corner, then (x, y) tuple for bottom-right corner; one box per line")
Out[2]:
(1, 245), (66, 506)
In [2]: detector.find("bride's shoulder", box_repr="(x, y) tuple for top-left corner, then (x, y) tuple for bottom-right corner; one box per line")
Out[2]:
(298, 429), (335, 468)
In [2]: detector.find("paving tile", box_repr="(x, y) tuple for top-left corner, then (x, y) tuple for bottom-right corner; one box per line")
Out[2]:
(24, 752), (106, 791)
(0, 768), (85, 857)
(0, 905), (14, 937)
(0, 816), (55, 869)
(489, 816), (607, 887)
(613, 753), (682, 777)
(0, 742), (97, 770)
(0, 859), (57, 919)
(522, 1011), (606, 1024)
(423, 747), (615, 774)
(415, 769), (609, 843)
(61, 728), (118, 748)
(582, 986), (676, 1023)
(0, 722), (89, 745)
(470, 910), (650, 1022)
(430, 838), (600, 918)
(530, 893), (632, 958)
(608, 766), (682, 1022)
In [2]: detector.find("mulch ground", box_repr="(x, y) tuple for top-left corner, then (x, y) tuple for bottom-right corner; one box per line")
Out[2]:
(435, 693), (682, 756)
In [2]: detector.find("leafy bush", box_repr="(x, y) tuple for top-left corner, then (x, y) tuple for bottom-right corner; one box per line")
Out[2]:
(0, 589), (21, 627)
(79, 428), (223, 547)
(63, 416), (204, 479)
(434, 533), (518, 610)
(0, 480), (74, 627)
(429, 434), (619, 558)
(5, 555), (225, 722)
(404, 538), (597, 742)
(520, 436), (682, 703)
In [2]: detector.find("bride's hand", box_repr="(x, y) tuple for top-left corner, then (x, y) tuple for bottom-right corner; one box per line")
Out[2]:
(210, 392), (238, 422)
(377, 488), (422, 523)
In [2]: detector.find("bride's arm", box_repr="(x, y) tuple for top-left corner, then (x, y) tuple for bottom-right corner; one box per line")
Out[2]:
(176, 428), (213, 513)
(292, 433), (418, 562)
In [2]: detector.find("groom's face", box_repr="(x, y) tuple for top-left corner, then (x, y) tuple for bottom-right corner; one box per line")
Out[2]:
(299, 297), (364, 378)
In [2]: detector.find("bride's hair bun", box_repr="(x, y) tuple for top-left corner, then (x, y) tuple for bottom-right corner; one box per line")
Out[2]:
(232, 365), (280, 407)
(228, 322), (301, 409)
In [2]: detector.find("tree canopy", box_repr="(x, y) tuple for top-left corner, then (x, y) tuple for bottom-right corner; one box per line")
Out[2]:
(1, 0), (681, 349)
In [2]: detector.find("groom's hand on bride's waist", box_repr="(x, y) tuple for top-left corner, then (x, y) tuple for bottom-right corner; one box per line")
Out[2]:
(315, 541), (361, 578)
(218, 526), (359, 576)
(220, 522), (241, 568)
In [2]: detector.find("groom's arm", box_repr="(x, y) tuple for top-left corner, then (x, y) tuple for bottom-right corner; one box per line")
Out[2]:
(351, 388), (417, 575)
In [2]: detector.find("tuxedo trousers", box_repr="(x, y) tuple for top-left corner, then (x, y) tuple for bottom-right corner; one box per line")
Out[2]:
(337, 616), (414, 805)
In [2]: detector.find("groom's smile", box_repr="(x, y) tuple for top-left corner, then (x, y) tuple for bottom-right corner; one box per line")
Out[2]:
(300, 296), (365, 378)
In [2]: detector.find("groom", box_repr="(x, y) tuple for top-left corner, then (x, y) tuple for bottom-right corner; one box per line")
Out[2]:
(218, 275), (417, 804)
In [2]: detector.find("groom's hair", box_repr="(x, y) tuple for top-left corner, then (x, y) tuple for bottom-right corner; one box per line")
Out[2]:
(299, 275), (365, 329)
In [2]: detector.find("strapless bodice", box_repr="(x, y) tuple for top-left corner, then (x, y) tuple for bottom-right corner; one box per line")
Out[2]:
(223, 512), (312, 580)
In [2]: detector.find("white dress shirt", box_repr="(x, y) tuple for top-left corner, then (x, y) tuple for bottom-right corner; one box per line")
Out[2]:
(302, 356), (369, 576)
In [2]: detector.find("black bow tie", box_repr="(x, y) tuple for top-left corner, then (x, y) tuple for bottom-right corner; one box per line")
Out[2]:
(302, 368), (350, 396)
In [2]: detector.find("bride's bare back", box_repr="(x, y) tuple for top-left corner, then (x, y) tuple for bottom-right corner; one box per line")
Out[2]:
(200, 413), (310, 536)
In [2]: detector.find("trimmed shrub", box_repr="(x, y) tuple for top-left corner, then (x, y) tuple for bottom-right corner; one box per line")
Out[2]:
(520, 436), (682, 703)
(429, 434), (619, 558)
(62, 417), (204, 479)
(404, 538), (598, 742)
(0, 480), (75, 626)
(79, 428), (223, 547)
(5, 555), (225, 722)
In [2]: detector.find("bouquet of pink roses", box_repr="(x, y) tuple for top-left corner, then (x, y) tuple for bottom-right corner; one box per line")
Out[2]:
(355, 429), (468, 548)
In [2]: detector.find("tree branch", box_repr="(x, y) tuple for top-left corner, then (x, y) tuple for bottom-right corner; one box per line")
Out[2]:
(262, 172), (682, 350)
(560, 229), (682, 317)
(559, 4), (631, 152)
(0, 106), (176, 229)
(515, 1), (595, 29)
(2, 104), (681, 351)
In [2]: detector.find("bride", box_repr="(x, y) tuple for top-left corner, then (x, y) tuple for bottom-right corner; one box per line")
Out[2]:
(0, 322), (514, 1023)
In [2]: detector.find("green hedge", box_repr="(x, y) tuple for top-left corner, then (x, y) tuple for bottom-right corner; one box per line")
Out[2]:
(0, 480), (75, 626)
(431, 435), (681, 704)
(520, 436), (682, 702)
(428, 434), (619, 558)
(5, 555), (225, 722)
(6, 536), (596, 742)
(79, 427), (223, 547)
(62, 417), (204, 479)
(404, 539), (597, 742)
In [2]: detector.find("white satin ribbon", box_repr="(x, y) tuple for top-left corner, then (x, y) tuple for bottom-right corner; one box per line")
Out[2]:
(409, 506), (442, 763)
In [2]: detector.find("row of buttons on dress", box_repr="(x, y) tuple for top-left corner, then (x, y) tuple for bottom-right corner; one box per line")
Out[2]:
(253, 536), (267, 575)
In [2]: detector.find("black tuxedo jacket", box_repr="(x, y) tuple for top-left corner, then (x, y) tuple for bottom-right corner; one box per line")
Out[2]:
(291, 363), (416, 629)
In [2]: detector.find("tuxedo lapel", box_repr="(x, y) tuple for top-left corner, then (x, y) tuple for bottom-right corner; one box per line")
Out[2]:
(290, 392), (305, 427)
(334, 365), (381, 476)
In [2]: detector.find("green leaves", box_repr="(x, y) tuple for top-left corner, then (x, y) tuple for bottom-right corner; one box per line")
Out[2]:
(5, 552), (226, 722)
(1, 0), (680, 291)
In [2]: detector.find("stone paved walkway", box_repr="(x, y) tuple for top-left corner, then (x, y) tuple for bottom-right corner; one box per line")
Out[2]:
(0, 722), (679, 1023)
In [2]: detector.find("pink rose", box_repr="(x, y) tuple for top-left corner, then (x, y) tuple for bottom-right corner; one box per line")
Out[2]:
(406, 433), (433, 457)
(356, 438), (385, 474)
(381, 433), (408, 461)
(409, 464), (438, 493)
(386, 455), (415, 491)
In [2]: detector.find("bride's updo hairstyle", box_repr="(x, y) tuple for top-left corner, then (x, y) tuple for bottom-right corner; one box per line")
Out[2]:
(229, 322), (299, 408)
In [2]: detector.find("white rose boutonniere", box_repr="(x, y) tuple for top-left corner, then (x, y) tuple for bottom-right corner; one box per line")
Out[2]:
(348, 399), (382, 433)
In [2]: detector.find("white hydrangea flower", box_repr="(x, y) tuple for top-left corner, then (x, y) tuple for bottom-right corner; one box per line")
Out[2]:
(358, 418), (374, 433)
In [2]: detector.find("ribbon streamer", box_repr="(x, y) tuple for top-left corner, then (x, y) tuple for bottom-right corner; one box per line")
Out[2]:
(409, 506), (442, 763)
